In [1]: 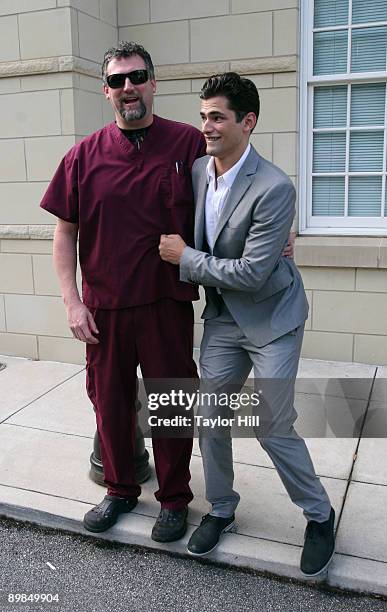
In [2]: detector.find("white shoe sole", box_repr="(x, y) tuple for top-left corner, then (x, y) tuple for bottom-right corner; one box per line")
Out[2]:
(188, 521), (236, 557)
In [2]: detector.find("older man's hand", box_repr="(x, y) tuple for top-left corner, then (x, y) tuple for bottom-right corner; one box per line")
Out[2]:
(283, 231), (296, 259)
(159, 234), (186, 265)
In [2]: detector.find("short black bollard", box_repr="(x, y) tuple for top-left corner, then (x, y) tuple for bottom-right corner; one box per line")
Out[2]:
(89, 422), (151, 486)
(89, 381), (151, 486)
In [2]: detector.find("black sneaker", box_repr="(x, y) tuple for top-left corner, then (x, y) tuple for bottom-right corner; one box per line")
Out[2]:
(83, 495), (138, 533)
(187, 514), (236, 556)
(300, 507), (335, 576)
(151, 507), (188, 542)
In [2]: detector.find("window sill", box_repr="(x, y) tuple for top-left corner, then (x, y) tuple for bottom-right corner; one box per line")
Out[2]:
(295, 236), (387, 269)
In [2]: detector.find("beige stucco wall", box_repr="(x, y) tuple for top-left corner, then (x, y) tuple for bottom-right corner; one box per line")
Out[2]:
(296, 238), (387, 365)
(301, 268), (387, 364)
(0, 0), (386, 366)
(0, 0), (117, 364)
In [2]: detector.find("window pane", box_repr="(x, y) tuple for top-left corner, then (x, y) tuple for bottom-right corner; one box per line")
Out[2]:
(314, 86), (347, 128)
(351, 26), (387, 73)
(312, 177), (345, 215)
(352, 0), (387, 25)
(348, 176), (382, 216)
(351, 83), (386, 126)
(349, 131), (384, 171)
(314, 0), (349, 28)
(314, 30), (348, 75)
(313, 132), (346, 172)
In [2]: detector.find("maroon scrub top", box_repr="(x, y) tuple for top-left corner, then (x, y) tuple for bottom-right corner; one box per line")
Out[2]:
(40, 116), (206, 309)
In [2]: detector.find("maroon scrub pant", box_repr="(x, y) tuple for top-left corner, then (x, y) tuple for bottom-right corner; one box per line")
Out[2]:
(86, 298), (197, 510)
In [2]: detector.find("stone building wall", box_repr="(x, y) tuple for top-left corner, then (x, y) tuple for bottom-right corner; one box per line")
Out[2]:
(0, 0), (386, 365)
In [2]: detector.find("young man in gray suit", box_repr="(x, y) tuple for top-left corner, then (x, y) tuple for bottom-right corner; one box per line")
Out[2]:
(159, 73), (335, 576)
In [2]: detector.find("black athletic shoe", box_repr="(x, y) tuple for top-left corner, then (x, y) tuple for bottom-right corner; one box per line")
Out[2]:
(83, 495), (138, 533)
(151, 508), (188, 542)
(187, 514), (236, 556)
(300, 507), (335, 576)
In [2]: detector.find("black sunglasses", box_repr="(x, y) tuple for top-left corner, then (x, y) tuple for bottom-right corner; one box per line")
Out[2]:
(106, 69), (149, 89)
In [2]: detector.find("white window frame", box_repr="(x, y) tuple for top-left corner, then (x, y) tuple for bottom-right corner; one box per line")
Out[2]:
(299, 0), (387, 235)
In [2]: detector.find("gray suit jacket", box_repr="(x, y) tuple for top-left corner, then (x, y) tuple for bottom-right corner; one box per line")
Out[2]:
(180, 146), (309, 347)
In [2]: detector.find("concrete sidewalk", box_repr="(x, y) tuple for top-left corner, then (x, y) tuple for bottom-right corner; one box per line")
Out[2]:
(0, 353), (386, 597)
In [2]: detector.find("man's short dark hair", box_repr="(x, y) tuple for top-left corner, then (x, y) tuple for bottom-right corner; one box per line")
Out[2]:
(102, 41), (155, 82)
(200, 72), (260, 124)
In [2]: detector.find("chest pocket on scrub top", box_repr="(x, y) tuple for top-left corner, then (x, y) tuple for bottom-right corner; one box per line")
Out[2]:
(160, 162), (194, 208)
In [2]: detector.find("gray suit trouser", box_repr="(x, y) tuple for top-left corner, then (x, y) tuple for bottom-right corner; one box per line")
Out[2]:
(198, 302), (331, 523)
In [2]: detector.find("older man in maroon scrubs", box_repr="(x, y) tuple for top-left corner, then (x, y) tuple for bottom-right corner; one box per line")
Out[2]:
(40, 42), (206, 542)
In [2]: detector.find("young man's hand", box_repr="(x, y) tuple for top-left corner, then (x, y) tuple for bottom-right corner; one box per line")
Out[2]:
(158, 231), (294, 264)
(159, 234), (186, 265)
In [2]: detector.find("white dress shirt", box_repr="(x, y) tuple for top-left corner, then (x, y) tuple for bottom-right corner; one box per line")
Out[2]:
(205, 143), (251, 251)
